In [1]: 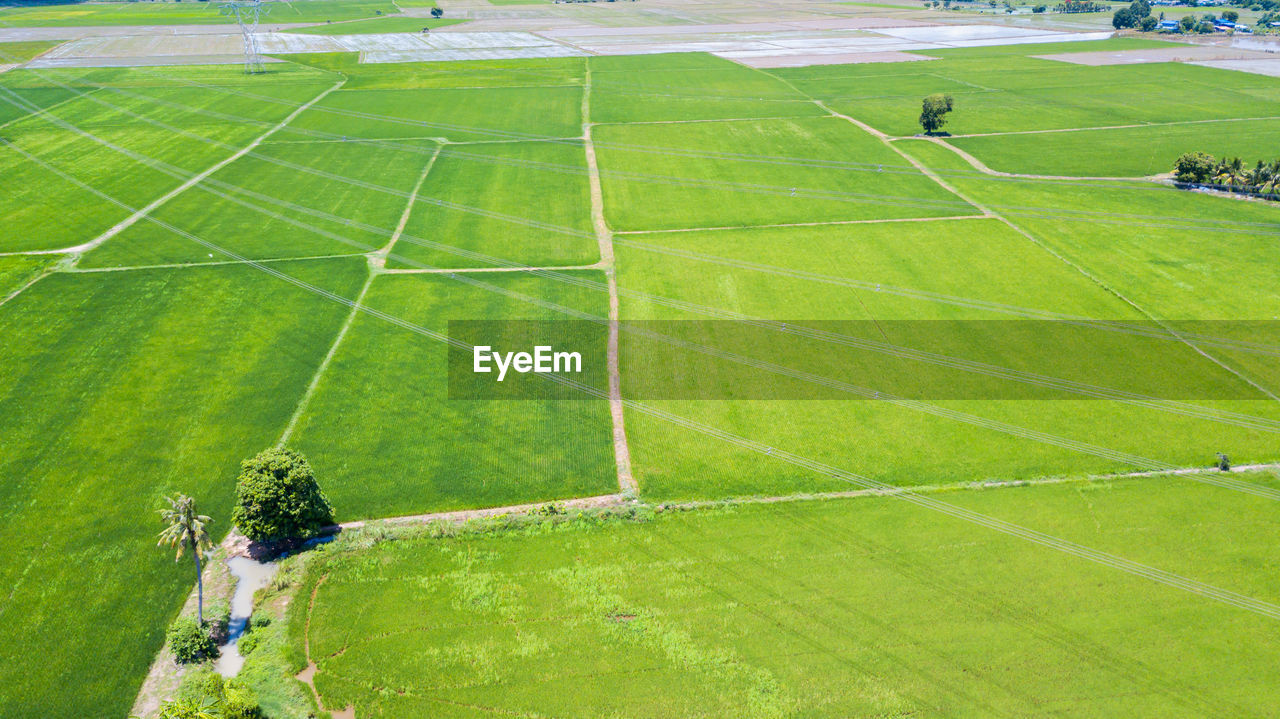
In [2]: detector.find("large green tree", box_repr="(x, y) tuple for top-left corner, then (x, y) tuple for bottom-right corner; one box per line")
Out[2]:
(1112, 7), (1136, 28)
(918, 93), (954, 135)
(158, 494), (215, 625)
(231, 449), (334, 542)
(1173, 151), (1215, 183)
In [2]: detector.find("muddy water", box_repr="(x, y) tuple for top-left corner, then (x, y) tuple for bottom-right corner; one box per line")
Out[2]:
(1223, 36), (1280, 53)
(214, 556), (279, 677)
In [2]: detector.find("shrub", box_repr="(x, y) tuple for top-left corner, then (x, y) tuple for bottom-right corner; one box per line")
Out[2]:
(167, 617), (218, 664)
(236, 614), (270, 656)
(204, 598), (231, 644)
(536, 502), (566, 516)
(237, 632), (262, 656)
(1140, 15), (1158, 29)
(157, 699), (220, 718)
(1173, 151), (1216, 183)
(179, 669), (227, 704)
(222, 688), (264, 719)
(231, 449), (334, 542)
(166, 669), (264, 719)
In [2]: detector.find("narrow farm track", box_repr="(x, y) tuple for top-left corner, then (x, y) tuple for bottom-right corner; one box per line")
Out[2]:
(280, 142), (444, 448)
(305, 462), (1280, 537)
(65, 80), (343, 265)
(371, 144), (442, 270)
(276, 273), (375, 448)
(62, 252), (368, 273)
(333, 492), (629, 532)
(815, 100), (989, 215)
(947, 114), (1280, 140)
(0, 266), (55, 307)
(611, 213), (990, 235)
(296, 574), (356, 719)
(381, 263), (604, 274)
(665, 462), (1280, 511)
(908, 135), (1154, 182)
(583, 62), (637, 494)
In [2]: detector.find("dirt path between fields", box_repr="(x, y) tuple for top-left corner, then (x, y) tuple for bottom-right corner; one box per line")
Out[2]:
(335, 493), (628, 532)
(612, 213), (989, 235)
(381, 262), (605, 274)
(666, 462), (1280, 510)
(948, 114), (1280, 140)
(63, 80), (343, 265)
(0, 268), (55, 308)
(369, 144), (442, 271)
(583, 63), (637, 494)
(296, 573), (356, 719)
(907, 135), (1155, 182)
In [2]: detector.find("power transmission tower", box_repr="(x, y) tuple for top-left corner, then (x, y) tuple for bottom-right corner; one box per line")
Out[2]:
(220, 0), (270, 74)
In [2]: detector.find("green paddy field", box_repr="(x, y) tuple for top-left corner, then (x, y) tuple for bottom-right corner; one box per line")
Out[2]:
(0, 0), (401, 27)
(1, 31), (1279, 719)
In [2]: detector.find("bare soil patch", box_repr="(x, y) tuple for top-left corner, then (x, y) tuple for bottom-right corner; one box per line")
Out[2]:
(1037, 46), (1274, 65)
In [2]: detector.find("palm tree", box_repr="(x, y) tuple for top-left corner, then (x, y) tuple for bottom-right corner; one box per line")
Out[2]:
(158, 494), (214, 625)
(155, 697), (221, 719)
(1248, 160), (1266, 189)
(1212, 158), (1240, 189)
(1227, 156), (1246, 188)
(1265, 160), (1280, 197)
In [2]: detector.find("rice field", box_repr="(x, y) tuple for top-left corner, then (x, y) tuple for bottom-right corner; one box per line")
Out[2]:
(0, 259), (366, 717)
(286, 17), (462, 35)
(594, 117), (972, 230)
(1, 24), (1280, 719)
(285, 271), (618, 520)
(292, 473), (1280, 718)
(949, 117), (1280, 178)
(0, 0), (398, 27)
(773, 40), (1280, 135)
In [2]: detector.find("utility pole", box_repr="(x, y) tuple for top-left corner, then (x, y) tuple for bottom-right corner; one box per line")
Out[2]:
(220, 0), (269, 74)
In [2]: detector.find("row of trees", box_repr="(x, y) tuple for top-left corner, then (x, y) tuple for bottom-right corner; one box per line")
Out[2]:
(1174, 152), (1280, 198)
(1112, 1), (1264, 30)
(1058, 1), (1108, 13)
(1112, 0), (1155, 28)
